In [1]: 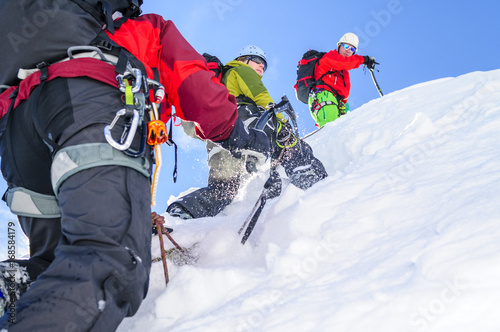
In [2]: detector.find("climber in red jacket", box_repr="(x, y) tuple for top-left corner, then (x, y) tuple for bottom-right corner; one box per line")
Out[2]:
(0, 1), (269, 330)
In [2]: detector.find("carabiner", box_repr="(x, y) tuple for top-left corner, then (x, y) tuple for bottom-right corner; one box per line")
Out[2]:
(146, 78), (165, 104)
(104, 108), (140, 151)
(117, 68), (143, 94)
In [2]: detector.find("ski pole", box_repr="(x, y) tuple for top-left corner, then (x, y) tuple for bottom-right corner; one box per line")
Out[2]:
(301, 126), (324, 140)
(369, 68), (384, 97)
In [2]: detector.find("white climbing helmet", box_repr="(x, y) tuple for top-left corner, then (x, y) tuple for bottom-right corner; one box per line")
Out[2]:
(236, 45), (267, 62)
(236, 45), (268, 71)
(337, 32), (359, 50)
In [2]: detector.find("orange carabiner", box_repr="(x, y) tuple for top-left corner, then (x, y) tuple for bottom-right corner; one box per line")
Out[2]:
(147, 120), (168, 145)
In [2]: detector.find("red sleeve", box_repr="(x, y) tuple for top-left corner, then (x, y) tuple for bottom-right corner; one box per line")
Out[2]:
(110, 14), (238, 141)
(318, 50), (365, 73)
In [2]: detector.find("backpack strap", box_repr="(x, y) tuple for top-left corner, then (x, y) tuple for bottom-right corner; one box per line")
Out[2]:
(69, 0), (105, 24)
(69, 0), (143, 34)
(221, 65), (234, 81)
(316, 69), (346, 90)
(236, 95), (258, 106)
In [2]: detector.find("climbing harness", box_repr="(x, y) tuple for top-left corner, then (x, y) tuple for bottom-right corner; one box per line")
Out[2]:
(310, 90), (346, 116)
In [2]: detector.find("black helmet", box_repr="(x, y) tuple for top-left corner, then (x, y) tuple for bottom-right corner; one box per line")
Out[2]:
(122, 0), (143, 17)
(98, 0), (143, 18)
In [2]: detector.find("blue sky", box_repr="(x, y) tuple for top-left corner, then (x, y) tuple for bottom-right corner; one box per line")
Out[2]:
(2, 1), (498, 215)
(139, 0), (500, 212)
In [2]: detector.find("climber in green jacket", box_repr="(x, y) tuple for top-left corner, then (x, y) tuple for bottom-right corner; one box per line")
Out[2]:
(167, 45), (327, 220)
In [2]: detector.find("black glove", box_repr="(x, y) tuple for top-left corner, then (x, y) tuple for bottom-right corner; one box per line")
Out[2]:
(218, 117), (270, 165)
(363, 56), (379, 70)
(276, 121), (297, 149)
(264, 169), (282, 199)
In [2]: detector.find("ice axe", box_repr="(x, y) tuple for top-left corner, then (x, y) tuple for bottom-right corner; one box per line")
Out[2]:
(369, 68), (384, 97)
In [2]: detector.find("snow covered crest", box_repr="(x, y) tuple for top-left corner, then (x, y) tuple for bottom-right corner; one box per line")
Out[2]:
(120, 69), (500, 331)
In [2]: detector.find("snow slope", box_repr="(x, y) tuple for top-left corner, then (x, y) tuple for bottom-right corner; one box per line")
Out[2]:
(116, 69), (500, 332)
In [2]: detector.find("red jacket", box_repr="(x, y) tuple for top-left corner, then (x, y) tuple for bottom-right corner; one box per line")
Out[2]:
(107, 14), (237, 142)
(314, 50), (364, 103)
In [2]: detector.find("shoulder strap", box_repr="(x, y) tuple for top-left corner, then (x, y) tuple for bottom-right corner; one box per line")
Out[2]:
(221, 65), (234, 81)
(69, 0), (142, 34)
(236, 94), (258, 106)
(69, 0), (104, 23)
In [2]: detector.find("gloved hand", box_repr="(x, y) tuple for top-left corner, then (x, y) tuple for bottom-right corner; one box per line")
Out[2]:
(276, 121), (298, 149)
(264, 169), (282, 199)
(363, 56), (379, 70)
(151, 212), (173, 235)
(218, 117), (270, 166)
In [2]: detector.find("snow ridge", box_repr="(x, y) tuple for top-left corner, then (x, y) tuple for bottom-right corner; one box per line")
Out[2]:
(110, 69), (500, 331)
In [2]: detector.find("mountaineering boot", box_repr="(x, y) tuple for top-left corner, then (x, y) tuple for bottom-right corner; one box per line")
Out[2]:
(167, 203), (194, 220)
(279, 138), (328, 191)
(289, 164), (327, 190)
(0, 261), (32, 317)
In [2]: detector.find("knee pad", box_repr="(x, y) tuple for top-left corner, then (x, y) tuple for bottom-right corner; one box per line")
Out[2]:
(5, 143), (151, 217)
(51, 143), (151, 198)
(4, 187), (61, 218)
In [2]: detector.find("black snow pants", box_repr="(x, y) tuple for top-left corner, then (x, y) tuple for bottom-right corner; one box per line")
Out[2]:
(0, 77), (152, 331)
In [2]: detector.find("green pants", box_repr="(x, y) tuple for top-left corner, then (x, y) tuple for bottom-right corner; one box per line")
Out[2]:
(308, 90), (348, 127)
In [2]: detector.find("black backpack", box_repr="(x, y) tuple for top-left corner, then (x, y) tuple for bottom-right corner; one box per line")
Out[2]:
(294, 50), (325, 104)
(0, 0), (142, 86)
(202, 53), (236, 84)
(202, 53), (224, 81)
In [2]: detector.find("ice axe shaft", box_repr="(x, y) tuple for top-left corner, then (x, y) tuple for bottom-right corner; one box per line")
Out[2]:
(155, 223), (169, 285)
(369, 68), (384, 97)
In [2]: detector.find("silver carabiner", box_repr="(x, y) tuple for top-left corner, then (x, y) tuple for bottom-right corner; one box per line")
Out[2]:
(104, 108), (140, 151)
(146, 78), (165, 103)
(130, 68), (142, 93)
(117, 68), (143, 94)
